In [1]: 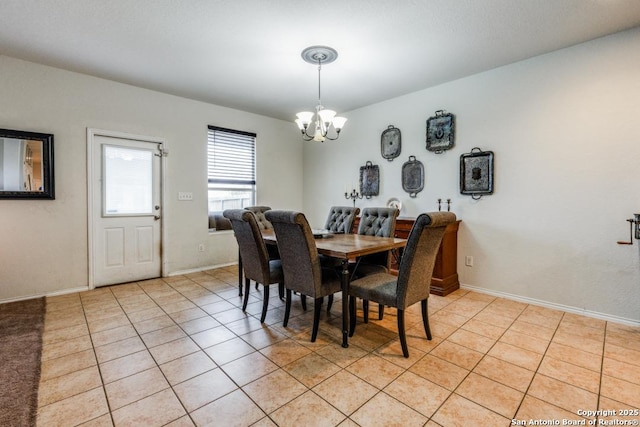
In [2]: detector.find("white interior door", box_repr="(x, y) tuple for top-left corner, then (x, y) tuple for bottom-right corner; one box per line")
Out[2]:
(88, 130), (164, 287)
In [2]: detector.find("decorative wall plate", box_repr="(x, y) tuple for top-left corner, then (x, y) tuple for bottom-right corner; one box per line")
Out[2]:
(381, 125), (401, 161)
(426, 110), (455, 153)
(359, 161), (379, 199)
(460, 147), (494, 199)
(401, 155), (424, 198)
(386, 197), (402, 213)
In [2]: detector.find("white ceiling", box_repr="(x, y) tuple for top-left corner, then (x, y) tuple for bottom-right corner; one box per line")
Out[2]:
(1, 1), (640, 121)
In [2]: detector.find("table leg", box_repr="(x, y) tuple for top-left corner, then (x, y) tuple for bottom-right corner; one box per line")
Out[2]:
(341, 258), (349, 348)
(238, 250), (243, 296)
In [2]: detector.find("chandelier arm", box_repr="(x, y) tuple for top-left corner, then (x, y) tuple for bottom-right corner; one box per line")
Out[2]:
(301, 127), (315, 141)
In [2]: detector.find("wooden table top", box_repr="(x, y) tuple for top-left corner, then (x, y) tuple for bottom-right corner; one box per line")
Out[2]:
(261, 230), (406, 259)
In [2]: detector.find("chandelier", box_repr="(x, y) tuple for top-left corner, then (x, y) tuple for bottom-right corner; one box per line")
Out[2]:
(295, 46), (347, 142)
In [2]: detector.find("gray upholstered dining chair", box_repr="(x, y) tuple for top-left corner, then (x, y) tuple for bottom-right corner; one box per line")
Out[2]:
(348, 211), (456, 357)
(353, 206), (399, 322)
(223, 209), (284, 323)
(324, 206), (360, 234)
(244, 206), (274, 230)
(244, 206), (281, 295)
(264, 210), (342, 342)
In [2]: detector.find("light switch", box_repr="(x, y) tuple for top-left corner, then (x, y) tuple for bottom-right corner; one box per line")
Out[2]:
(178, 192), (193, 201)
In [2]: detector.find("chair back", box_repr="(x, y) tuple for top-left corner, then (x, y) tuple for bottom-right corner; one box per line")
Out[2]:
(396, 212), (456, 309)
(223, 209), (271, 284)
(244, 206), (273, 230)
(324, 206), (360, 234)
(357, 207), (399, 237)
(265, 210), (321, 297)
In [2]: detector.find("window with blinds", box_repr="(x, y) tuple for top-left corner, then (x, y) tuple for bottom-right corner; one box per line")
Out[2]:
(207, 126), (256, 230)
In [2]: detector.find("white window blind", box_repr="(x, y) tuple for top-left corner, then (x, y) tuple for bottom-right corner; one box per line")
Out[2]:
(207, 126), (256, 185)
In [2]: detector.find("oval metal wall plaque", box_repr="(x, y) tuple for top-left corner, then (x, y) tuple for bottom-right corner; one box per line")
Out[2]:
(381, 125), (401, 161)
(401, 155), (424, 198)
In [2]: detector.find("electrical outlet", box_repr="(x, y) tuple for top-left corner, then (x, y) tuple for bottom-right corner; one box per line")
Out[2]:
(178, 192), (193, 201)
(198, 244), (205, 252)
(465, 255), (474, 267)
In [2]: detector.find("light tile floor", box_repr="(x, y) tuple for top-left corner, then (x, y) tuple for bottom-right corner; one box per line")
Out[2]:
(36, 266), (640, 426)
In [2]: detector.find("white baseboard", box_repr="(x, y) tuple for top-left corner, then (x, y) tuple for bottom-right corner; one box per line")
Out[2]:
(460, 283), (640, 327)
(0, 286), (90, 305)
(168, 262), (238, 277)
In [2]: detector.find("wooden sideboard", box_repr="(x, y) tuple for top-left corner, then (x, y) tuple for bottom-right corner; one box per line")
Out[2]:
(352, 216), (461, 296)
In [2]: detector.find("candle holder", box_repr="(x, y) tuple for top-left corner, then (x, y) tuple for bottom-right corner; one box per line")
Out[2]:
(617, 214), (640, 245)
(438, 198), (452, 212)
(344, 188), (363, 207)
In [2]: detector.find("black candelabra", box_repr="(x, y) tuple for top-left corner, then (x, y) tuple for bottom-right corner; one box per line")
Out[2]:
(345, 188), (363, 207)
(438, 198), (452, 212)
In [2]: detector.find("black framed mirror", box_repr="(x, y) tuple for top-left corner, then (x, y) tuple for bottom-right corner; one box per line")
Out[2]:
(0, 128), (55, 199)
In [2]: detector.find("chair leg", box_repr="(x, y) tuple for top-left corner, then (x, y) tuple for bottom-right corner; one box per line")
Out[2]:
(397, 309), (409, 358)
(378, 304), (384, 320)
(242, 278), (251, 311)
(311, 298), (322, 342)
(327, 294), (333, 313)
(349, 296), (357, 337)
(283, 289), (292, 327)
(260, 285), (270, 323)
(255, 282), (259, 290)
(301, 294), (307, 311)
(363, 299), (369, 323)
(421, 299), (432, 340)
(278, 283), (284, 301)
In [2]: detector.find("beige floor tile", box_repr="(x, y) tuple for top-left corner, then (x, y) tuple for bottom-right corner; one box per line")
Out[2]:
(164, 416), (196, 427)
(603, 356), (640, 385)
(557, 321), (605, 342)
(430, 309), (470, 328)
(345, 353), (405, 389)
(473, 355), (535, 392)
(204, 336), (256, 365)
(315, 341), (368, 368)
(374, 339), (427, 369)
(127, 306), (166, 324)
(94, 336), (146, 363)
(91, 324), (137, 347)
(455, 372), (524, 418)
(430, 340), (484, 370)
(100, 350), (157, 384)
(446, 328), (496, 353)
(38, 365), (103, 406)
(284, 353), (342, 388)
(270, 390), (346, 427)
(222, 351), (279, 386)
(604, 341), (640, 367)
(132, 313), (175, 334)
(460, 318), (507, 340)
(168, 306), (208, 324)
(528, 373), (598, 413)
(500, 328), (550, 354)
(487, 341), (543, 371)
(259, 338), (313, 366)
(508, 318), (556, 341)
(104, 366), (169, 410)
(409, 354), (469, 390)
(243, 369), (308, 414)
(241, 326), (288, 349)
(40, 348), (97, 381)
(538, 356), (601, 393)
(147, 336), (198, 365)
(432, 394), (509, 427)
(598, 396), (640, 423)
(225, 314), (267, 335)
(313, 370), (378, 415)
(87, 313), (131, 334)
(42, 322), (89, 344)
(545, 341), (602, 372)
(384, 371), (451, 418)
(472, 309), (516, 329)
(37, 387), (109, 426)
(552, 329), (604, 355)
(191, 389), (265, 426)
(41, 334), (93, 361)
(160, 350), (216, 385)
(141, 325), (188, 348)
(179, 315), (221, 335)
(173, 368), (238, 412)
(600, 375), (640, 408)
(78, 413), (114, 426)
(111, 389), (186, 426)
(514, 395), (587, 424)
(350, 392), (427, 427)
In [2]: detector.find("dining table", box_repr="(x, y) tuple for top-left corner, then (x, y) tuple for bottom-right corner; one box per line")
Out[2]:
(260, 229), (407, 348)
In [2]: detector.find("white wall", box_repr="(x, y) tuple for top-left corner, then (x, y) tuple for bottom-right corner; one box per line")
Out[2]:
(304, 28), (640, 324)
(0, 55), (303, 302)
